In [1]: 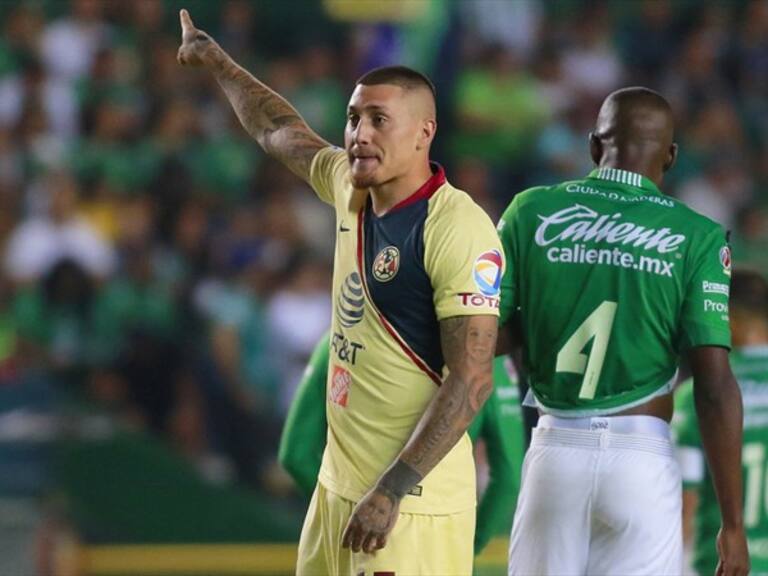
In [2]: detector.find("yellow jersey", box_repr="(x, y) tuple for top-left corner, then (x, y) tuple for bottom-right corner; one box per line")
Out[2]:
(310, 147), (503, 514)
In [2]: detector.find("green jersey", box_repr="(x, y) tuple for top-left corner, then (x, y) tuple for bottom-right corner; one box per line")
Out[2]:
(673, 346), (768, 574)
(278, 334), (525, 555)
(498, 168), (732, 415)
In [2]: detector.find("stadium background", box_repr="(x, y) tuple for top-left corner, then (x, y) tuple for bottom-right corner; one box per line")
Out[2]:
(0, 0), (765, 574)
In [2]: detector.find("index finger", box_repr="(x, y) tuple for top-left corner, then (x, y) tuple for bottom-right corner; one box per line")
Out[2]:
(179, 9), (195, 33)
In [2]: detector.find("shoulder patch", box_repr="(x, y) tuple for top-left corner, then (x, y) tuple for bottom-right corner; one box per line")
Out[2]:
(473, 250), (503, 296)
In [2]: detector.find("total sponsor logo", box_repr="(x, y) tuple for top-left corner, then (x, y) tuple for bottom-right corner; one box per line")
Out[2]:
(473, 250), (503, 296)
(702, 280), (729, 296)
(458, 292), (500, 309)
(329, 365), (351, 408)
(331, 331), (365, 365)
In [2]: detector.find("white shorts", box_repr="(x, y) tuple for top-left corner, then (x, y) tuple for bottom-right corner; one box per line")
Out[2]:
(509, 415), (682, 576)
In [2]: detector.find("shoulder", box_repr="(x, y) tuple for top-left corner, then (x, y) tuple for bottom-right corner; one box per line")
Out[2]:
(497, 184), (556, 234)
(669, 195), (727, 237)
(501, 184), (557, 216)
(426, 182), (495, 230)
(311, 146), (348, 176)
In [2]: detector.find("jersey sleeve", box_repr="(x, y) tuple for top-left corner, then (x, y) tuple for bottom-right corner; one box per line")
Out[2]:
(497, 195), (521, 326)
(277, 334), (330, 496)
(424, 195), (504, 320)
(308, 146), (349, 206)
(679, 227), (732, 350)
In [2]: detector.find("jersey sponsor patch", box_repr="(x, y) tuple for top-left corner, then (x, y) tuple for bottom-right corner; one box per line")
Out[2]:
(704, 298), (729, 322)
(330, 365), (351, 407)
(473, 250), (502, 296)
(702, 280), (729, 296)
(535, 204), (687, 254)
(457, 292), (500, 309)
(720, 246), (732, 276)
(337, 272), (365, 327)
(331, 331), (365, 365)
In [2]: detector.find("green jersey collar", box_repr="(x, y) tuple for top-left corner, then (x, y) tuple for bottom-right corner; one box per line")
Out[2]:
(588, 167), (662, 195)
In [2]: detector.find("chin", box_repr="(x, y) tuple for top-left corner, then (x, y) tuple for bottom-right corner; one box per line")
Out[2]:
(350, 172), (379, 189)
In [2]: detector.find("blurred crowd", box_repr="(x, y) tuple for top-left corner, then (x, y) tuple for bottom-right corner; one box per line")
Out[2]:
(0, 0), (766, 527)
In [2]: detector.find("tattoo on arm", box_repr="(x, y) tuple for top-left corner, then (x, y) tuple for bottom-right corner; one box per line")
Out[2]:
(210, 53), (329, 182)
(378, 316), (496, 495)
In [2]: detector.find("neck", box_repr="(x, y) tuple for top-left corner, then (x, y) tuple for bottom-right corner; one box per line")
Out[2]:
(369, 162), (433, 216)
(600, 152), (663, 187)
(733, 323), (768, 348)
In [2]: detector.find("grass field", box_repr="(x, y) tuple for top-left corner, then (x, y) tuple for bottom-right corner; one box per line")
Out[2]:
(74, 537), (510, 575)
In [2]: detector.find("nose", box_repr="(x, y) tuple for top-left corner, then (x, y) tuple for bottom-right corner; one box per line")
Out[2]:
(352, 118), (372, 146)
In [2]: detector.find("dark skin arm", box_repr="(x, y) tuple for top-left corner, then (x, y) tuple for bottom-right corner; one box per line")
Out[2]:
(341, 315), (497, 553)
(688, 346), (750, 576)
(177, 10), (328, 183)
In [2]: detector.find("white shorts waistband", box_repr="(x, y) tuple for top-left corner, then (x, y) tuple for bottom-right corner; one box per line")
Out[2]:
(533, 415), (673, 456)
(537, 414), (670, 438)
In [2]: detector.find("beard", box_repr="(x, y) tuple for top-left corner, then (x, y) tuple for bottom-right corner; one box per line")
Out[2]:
(350, 172), (378, 188)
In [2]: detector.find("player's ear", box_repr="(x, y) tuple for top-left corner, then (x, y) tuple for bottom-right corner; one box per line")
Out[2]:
(417, 119), (436, 151)
(663, 142), (678, 173)
(589, 132), (602, 166)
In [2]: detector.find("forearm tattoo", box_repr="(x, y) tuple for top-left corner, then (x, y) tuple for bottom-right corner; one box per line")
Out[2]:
(400, 316), (496, 478)
(210, 51), (327, 180)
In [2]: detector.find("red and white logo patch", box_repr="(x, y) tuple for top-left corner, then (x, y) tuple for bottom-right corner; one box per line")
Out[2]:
(720, 246), (732, 276)
(330, 365), (351, 407)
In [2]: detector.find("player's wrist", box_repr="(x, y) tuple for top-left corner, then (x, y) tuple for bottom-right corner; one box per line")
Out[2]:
(202, 42), (228, 70)
(376, 459), (422, 501)
(721, 518), (745, 531)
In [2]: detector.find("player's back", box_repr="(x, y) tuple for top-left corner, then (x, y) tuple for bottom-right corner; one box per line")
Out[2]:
(498, 168), (731, 415)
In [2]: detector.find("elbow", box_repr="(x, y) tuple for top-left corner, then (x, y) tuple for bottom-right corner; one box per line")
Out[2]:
(693, 374), (743, 415)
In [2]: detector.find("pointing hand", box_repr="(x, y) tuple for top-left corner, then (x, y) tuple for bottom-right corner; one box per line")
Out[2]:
(177, 9), (219, 67)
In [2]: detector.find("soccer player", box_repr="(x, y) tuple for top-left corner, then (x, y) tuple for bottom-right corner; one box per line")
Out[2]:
(674, 269), (768, 574)
(177, 10), (503, 575)
(498, 87), (749, 575)
(278, 333), (526, 554)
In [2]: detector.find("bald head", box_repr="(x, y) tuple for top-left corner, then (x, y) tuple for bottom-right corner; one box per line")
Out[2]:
(590, 87), (677, 186)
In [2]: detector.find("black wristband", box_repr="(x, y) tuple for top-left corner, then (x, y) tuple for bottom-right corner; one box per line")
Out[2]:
(377, 460), (423, 501)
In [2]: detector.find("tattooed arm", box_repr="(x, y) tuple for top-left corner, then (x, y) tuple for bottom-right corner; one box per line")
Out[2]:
(176, 10), (329, 183)
(342, 315), (497, 553)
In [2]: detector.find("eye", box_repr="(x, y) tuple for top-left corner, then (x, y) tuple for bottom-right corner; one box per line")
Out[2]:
(373, 115), (387, 126)
(347, 113), (359, 128)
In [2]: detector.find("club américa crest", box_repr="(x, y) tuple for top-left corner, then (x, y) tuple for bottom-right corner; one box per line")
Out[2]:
(372, 246), (400, 282)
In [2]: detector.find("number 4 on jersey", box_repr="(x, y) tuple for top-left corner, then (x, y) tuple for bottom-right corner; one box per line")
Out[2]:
(556, 301), (618, 400)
